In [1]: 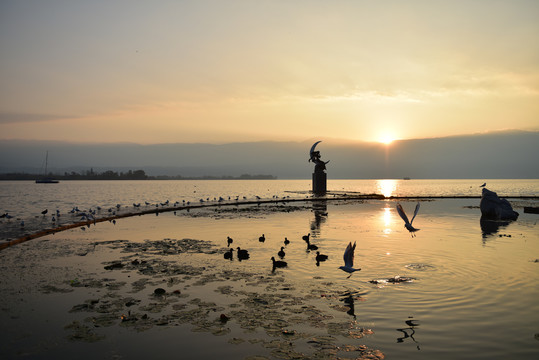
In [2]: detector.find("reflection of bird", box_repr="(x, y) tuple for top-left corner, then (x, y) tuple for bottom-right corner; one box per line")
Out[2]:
(277, 247), (286, 258)
(396, 202), (421, 237)
(480, 182), (486, 187)
(271, 256), (287, 269)
(224, 248), (233, 260)
(339, 241), (361, 278)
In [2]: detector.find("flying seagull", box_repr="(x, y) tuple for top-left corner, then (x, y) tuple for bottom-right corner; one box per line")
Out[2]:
(396, 202), (420, 237)
(339, 241), (360, 278)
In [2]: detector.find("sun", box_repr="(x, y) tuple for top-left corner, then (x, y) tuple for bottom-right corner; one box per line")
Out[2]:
(378, 135), (395, 145)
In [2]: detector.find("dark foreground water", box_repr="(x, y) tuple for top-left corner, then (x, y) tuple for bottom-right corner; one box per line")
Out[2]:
(1, 193), (538, 359)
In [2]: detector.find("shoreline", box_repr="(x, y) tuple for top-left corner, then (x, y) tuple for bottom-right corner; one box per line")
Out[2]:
(2, 193), (538, 251)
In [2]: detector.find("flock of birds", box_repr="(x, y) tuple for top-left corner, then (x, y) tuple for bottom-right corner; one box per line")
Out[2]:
(222, 232), (337, 273)
(1, 193), (302, 231)
(222, 201), (421, 277)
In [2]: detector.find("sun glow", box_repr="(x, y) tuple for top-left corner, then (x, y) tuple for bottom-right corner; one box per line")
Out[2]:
(378, 135), (395, 145)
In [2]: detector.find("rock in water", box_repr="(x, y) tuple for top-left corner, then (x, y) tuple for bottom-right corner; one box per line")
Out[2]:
(480, 188), (519, 220)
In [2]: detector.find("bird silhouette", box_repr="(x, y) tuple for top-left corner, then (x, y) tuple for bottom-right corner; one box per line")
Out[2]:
(224, 248), (233, 260)
(302, 233), (310, 241)
(339, 241), (361, 278)
(284, 237), (290, 245)
(277, 247), (286, 258)
(41, 209), (48, 215)
(396, 202), (421, 237)
(237, 247), (250, 260)
(271, 256), (287, 270)
(227, 236), (233, 247)
(259, 234), (265, 242)
(304, 237), (318, 251)
(315, 251), (328, 262)
(480, 182), (486, 187)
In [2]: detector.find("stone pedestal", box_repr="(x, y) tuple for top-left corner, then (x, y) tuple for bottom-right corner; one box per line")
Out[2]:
(312, 171), (327, 194)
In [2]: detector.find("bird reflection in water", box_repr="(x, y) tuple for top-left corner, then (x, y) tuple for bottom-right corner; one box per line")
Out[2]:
(396, 317), (421, 350)
(339, 290), (361, 319)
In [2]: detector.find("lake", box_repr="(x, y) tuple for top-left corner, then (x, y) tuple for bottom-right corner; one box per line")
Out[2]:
(0, 179), (538, 359)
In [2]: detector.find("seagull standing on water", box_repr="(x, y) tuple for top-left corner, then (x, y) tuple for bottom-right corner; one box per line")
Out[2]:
(339, 241), (360, 278)
(396, 202), (421, 237)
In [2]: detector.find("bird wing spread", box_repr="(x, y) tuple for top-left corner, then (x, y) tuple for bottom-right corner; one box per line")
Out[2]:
(396, 203), (410, 225)
(410, 202), (420, 225)
(343, 241), (356, 268)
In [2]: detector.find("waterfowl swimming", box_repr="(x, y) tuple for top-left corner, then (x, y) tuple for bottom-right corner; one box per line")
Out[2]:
(302, 233), (310, 241)
(224, 248), (233, 260)
(284, 237), (290, 245)
(339, 241), (361, 278)
(227, 236), (233, 247)
(277, 247), (286, 258)
(315, 251), (328, 262)
(41, 209), (48, 215)
(271, 256), (287, 269)
(305, 239), (318, 251)
(237, 247), (250, 260)
(259, 234), (266, 242)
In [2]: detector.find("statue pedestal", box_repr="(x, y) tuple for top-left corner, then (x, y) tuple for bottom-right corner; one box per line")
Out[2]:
(312, 171), (327, 194)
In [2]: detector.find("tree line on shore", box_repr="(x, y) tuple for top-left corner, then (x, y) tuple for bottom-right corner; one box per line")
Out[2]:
(0, 169), (277, 180)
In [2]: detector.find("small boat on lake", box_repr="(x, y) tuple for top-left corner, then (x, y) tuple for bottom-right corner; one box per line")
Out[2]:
(36, 151), (59, 184)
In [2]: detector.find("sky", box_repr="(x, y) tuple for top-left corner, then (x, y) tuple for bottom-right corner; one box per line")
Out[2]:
(1, 0), (538, 145)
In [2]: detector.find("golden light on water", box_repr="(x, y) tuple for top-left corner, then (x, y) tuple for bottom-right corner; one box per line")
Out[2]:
(377, 179), (397, 198)
(382, 205), (393, 236)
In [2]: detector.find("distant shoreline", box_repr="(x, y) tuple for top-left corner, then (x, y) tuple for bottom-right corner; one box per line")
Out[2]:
(0, 171), (277, 181)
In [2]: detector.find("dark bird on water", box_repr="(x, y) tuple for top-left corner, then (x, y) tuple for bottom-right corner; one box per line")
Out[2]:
(315, 251), (328, 262)
(271, 256), (287, 269)
(305, 239), (318, 251)
(224, 248), (233, 260)
(284, 237), (290, 245)
(227, 236), (233, 247)
(41, 209), (48, 215)
(277, 247), (286, 258)
(259, 234), (266, 242)
(237, 247), (250, 260)
(302, 233), (310, 241)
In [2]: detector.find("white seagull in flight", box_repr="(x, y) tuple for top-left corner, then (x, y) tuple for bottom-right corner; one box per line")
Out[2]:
(396, 202), (421, 237)
(339, 241), (361, 278)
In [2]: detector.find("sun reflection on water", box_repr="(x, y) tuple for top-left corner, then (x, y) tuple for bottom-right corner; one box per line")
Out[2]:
(377, 179), (397, 198)
(382, 204), (393, 236)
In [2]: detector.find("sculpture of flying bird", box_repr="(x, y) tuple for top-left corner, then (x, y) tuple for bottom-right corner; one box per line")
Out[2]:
(396, 202), (421, 237)
(339, 241), (361, 278)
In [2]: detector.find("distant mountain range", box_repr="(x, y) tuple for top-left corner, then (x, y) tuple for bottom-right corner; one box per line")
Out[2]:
(1, 130), (538, 179)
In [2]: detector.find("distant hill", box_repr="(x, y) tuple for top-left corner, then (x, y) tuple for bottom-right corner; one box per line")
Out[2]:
(1, 130), (537, 179)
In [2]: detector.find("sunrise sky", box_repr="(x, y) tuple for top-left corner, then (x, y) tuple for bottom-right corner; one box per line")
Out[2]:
(1, 0), (538, 144)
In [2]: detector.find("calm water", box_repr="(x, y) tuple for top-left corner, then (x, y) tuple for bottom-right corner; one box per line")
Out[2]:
(0, 179), (538, 359)
(1, 179), (538, 242)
